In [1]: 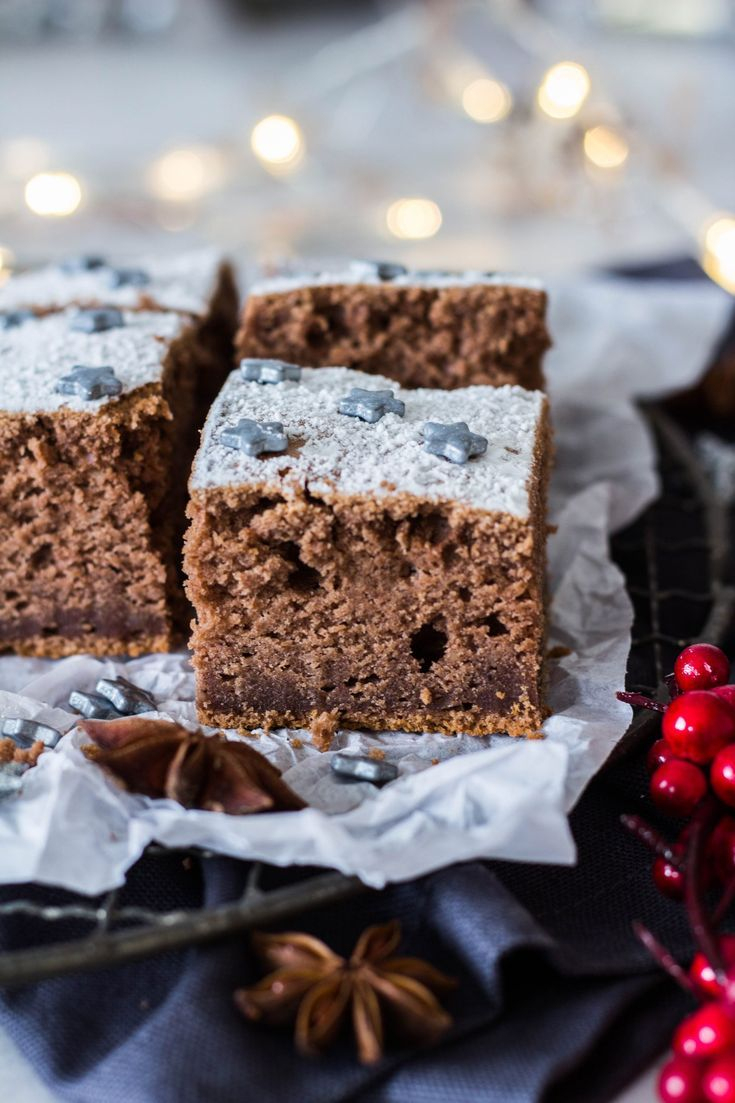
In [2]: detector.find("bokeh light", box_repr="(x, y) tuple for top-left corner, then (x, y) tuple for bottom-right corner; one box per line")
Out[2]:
(385, 197), (442, 240)
(147, 146), (225, 202)
(461, 78), (512, 124)
(24, 172), (82, 217)
(0, 245), (15, 285)
(250, 115), (304, 172)
(583, 125), (629, 169)
(702, 214), (735, 294)
(537, 61), (591, 120)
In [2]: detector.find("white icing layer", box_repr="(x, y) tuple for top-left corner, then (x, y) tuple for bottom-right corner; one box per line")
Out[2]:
(0, 249), (224, 317)
(191, 366), (545, 517)
(0, 309), (185, 414)
(248, 260), (543, 296)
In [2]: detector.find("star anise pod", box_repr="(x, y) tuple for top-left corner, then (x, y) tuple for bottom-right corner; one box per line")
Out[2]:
(80, 717), (305, 815)
(234, 920), (456, 1064)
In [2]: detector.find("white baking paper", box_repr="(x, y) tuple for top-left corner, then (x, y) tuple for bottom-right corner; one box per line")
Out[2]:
(0, 276), (731, 894)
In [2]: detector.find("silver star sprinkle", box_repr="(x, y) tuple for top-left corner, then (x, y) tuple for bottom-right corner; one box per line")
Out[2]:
(0, 310), (35, 330)
(240, 358), (302, 385)
(55, 366), (122, 401)
(422, 421), (488, 465)
(60, 255), (106, 274)
(372, 261), (408, 281)
(106, 267), (150, 289)
(0, 762), (28, 801)
(68, 690), (123, 720)
(220, 418), (288, 457)
(1, 718), (61, 749)
(331, 753), (398, 785)
(338, 387), (405, 424)
(95, 676), (156, 716)
(70, 308), (125, 333)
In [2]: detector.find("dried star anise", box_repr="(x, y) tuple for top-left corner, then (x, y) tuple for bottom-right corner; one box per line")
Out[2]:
(234, 920), (456, 1065)
(80, 717), (305, 815)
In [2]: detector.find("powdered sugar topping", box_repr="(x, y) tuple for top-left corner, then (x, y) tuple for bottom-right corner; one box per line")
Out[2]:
(191, 366), (546, 517)
(0, 249), (225, 316)
(248, 260), (543, 296)
(0, 309), (186, 413)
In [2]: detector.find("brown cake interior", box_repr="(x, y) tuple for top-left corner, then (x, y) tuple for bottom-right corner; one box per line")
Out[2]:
(0, 329), (206, 658)
(238, 283), (550, 391)
(185, 402), (550, 737)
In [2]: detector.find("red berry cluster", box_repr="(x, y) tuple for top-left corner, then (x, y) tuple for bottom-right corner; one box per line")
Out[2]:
(618, 644), (735, 1103)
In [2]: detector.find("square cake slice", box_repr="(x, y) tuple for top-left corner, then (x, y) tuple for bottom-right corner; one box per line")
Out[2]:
(0, 249), (239, 407)
(0, 308), (210, 657)
(185, 364), (551, 738)
(237, 261), (550, 392)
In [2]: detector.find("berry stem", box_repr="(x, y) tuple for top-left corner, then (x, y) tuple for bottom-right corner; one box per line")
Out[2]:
(632, 921), (700, 997)
(714, 873), (735, 926)
(665, 673), (681, 700)
(617, 691), (666, 714)
(684, 797), (728, 985)
(621, 814), (683, 866)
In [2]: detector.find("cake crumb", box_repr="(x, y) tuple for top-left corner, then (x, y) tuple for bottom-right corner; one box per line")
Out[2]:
(420, 687), (433, 705)
(368, 748), (386, 761)
(547, 645), (572, 660)
(290, 736), (303, 749)
(431, 758), (439, 766)
(0, 738), (44, 766)
(495, 690), (506, 700)
(310, 711), (340, 752)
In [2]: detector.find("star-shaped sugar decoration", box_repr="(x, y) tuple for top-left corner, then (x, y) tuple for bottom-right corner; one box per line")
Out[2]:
(220, 418), (288, 457)
(59, 255), (106, 274)
(338, 387), (405, 424)
(1, 718), (61, 749)
(372, 261), (408, 281)
(70, 308), (125, 333)
(55, 365), (123, 401)
(422, 421), (488, 465)
(240, 358), (302, 385)
(106, 267), (150, 289)
(0, 310), (35, 330)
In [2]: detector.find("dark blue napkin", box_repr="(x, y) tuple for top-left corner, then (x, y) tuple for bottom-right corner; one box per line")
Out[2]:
(0, 731), (696, 1103)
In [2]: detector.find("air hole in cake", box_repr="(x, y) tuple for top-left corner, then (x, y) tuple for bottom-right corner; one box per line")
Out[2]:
(320, 683), (336, 693)
(410, 620), (448, 673)
(30, 544), (53, 570)
(281, 541), (321, 592)
(458, 586), (471, 602)
(407, 511), (450, 546)
(399, 561), (417, 579)
(441, 543), (459, 568)
(482, 613), (509, 637)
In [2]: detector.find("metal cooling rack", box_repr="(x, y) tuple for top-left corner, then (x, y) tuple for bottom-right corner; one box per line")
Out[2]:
(0, 404), (732, 988)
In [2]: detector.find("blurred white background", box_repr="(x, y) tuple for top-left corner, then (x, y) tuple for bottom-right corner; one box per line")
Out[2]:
(0, 0), (733, 283)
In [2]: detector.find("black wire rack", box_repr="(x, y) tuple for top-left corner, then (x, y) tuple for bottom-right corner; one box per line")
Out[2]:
(0, 404), (733, 988)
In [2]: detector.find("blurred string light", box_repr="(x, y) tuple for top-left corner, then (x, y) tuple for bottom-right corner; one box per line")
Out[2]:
(0, 246), (14, 285)
(701, 215), (735, 294)
(461, 77), (513, 124)
(583, 125), (629, 170)
(250, 115), (304, 173)
(146, 146), (226, 202)
(386, 197), (442, 240)
(536, 61), (591, 119)
(24, 172), (82, 217)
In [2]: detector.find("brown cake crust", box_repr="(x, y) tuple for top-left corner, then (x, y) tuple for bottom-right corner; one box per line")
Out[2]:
(184, 401), (550, 739)
(237, 283), (550, 391)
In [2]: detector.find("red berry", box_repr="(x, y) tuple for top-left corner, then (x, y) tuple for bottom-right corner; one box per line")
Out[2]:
(663, 692), (735, 764)
(712, 746), (735, 807)
(713, 686), (735, 710)
(675, 644), (731, 692)
(658, 1055), (706, 1102)
(675, 1003), (735, 1060)
(651, 760), (708, 817)
(649, 738), (678, 773)
(690, 936), (735, 997)
(653, 854), (686, 899)
(703, 1055), (735, 1102)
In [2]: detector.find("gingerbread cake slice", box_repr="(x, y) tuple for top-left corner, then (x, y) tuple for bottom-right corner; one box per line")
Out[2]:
(237, 261), (550, 391)
(0, 249), (239, 407)
(185, 363), (550, 738)
(0, 307), (212, 657)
